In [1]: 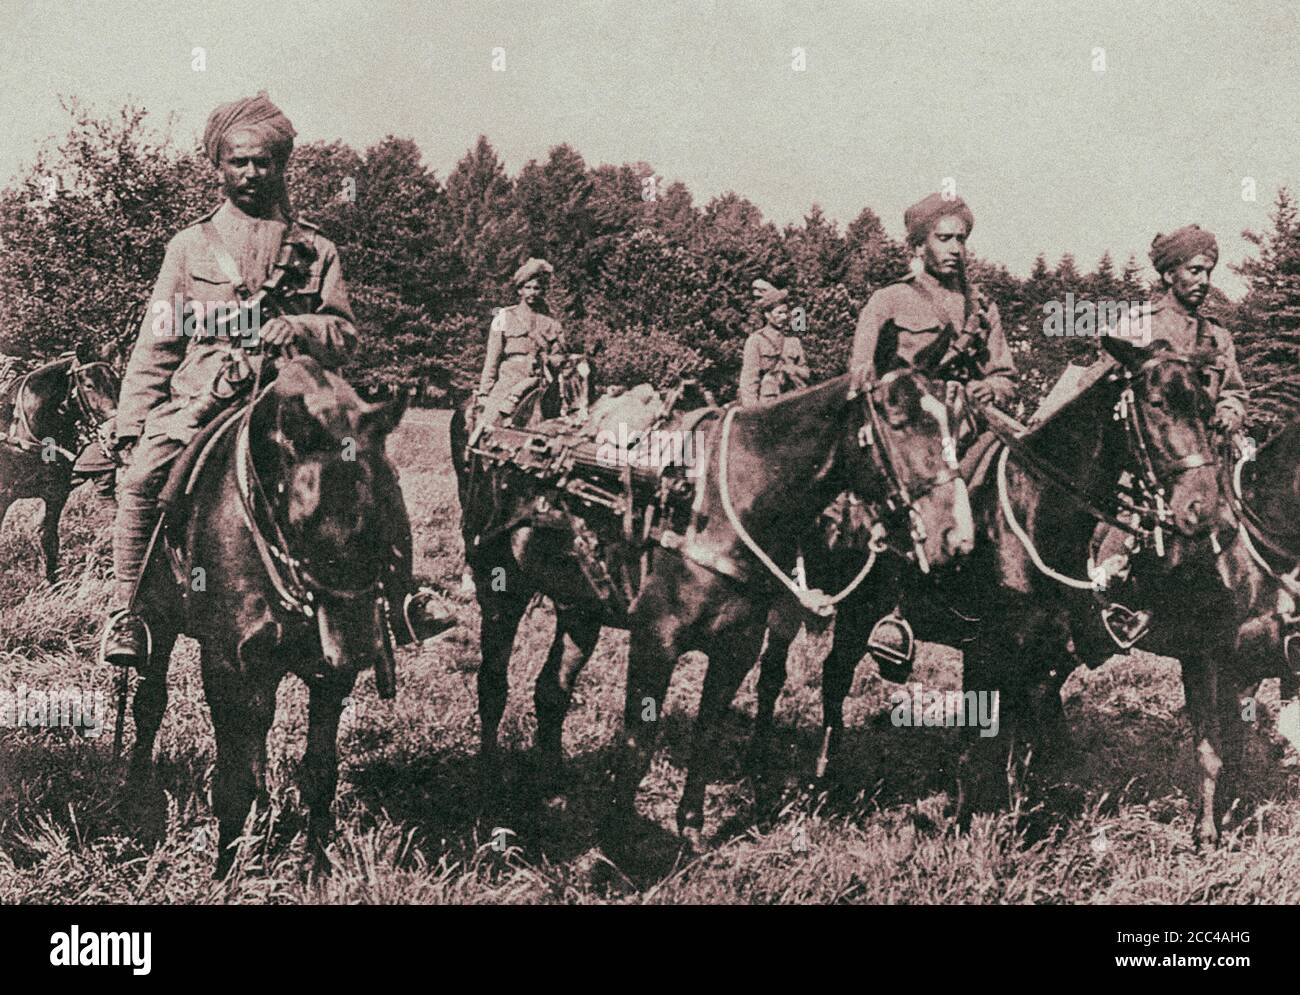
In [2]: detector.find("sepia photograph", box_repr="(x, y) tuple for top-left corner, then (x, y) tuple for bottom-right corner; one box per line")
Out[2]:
(0, 0), (1298, 944)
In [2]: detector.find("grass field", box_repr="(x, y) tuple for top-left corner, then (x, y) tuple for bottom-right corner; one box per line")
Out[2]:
(2, 406), (1300, 904)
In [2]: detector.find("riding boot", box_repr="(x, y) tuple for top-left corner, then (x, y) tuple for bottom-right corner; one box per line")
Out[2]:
(374, 458), (456, 646)
(101, 481), (161, 668)
(100, 430), (182, 668)
(866, 608), (915, 683)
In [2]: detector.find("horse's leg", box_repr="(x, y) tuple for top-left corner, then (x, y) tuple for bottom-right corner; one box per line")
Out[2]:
(605, 582), (690, 843)
(1179, 653), (1223, 846)
(749, 603), (797, 776)
(955, 628), (1018, 823)
(203, 655), (278, 878)
(533, 605), (601, 802)
(676, 614), (768, 845)
(1215, 672), (1258, 833)
(39, 483), (68, 584)
(816, 606), (872, 780)
(475, 574), (529, 796)
(127, 625), (178, 786)
(301, 674), (355, 872)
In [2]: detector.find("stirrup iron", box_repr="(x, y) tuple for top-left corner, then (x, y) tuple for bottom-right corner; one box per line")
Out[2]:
(1099, 602), (1151, 651)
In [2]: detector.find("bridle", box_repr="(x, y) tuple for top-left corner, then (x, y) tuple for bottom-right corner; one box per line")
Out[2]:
(1, 353), (118, 465)
(713, 368), (964, 616)
(993, 353), (1223, 590)
(232, 349), (388, 620)
(852, 368), (964, 573)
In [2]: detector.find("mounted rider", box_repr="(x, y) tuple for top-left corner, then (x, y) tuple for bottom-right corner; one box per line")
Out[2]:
(100, 92), (451, 668)
(739, 281), (809, 406)
(476, 257), (569, 425)
(848, 191), (1017, 669)
(1078, 224), (1247, 652)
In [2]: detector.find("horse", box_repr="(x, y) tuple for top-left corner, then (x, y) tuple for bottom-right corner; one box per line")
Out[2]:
(0, 350), (120, 581)
(451, 370), (973, 832)
(748, 336), (1225, 828)
(124, 354), (410, 877)
(1123, 415), (1300, 843)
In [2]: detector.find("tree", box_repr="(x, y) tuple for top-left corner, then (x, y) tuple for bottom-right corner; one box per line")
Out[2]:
(1234, 187), (1300, 430)
(435, 135), (524, 311)
(0, 101), (214, 360)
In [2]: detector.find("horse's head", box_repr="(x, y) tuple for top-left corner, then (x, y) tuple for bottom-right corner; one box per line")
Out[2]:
(846, 367), (975, 570)
(254, 357), (409, 686)
(1101, 336), (1223, 540)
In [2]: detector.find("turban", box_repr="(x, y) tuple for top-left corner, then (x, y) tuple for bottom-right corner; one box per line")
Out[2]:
(1149, 225), (1219, 274)
(751, 278), (777, 299)
(904, 192), (974, 246)
(202, 92), (296, 166)
(513, 257), (554, 286)
(756, 285), (789, 311)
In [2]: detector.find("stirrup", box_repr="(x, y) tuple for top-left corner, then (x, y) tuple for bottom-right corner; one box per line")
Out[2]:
(866, 612), (915, 682)
(1099, 602), (1151, 651)
(401, 588), (456, 644)
(1285, 630), (1300, 675)
(98, 608), (152, 668)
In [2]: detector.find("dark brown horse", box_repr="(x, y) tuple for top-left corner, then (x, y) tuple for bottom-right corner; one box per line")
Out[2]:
(605, 370), (976, 847)
(125, 355), (409, 876)
(1117, 416), (1300, 843)
(752, 337), (1225, 827)
(452, 368), (974, 845)
(0, 351), (119, 581)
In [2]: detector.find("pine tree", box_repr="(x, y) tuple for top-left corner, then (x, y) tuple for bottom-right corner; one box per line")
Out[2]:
(1233, 187), (1300, 430)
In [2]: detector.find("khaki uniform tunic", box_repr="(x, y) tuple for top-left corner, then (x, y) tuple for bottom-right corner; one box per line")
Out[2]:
(739, 323), (809, 406)
(850, 270), (1016, 406)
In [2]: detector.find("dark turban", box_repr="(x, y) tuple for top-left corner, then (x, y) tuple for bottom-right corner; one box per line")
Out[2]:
(904, 192), (974, 246)
(202, 91), (296, 166)
(1149, 225), (1218, 274)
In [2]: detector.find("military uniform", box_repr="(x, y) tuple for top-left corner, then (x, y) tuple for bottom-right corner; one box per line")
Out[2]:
(476, 302), (566, 421)
(111, 198), (357, 609)
(850, 269), (1016, 407)
(739, 323), (809, 406)
(1137, 291), (1246, 424)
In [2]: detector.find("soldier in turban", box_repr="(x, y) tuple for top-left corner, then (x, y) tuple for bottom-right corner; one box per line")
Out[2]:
(1074, 224), (1248, 657)
(739, 283), (809, 406)
(852, 192), (1014, 409)
(476, 257), (568, 422)
(846, 192), (1014, 672)
(101, 93), (451, 667)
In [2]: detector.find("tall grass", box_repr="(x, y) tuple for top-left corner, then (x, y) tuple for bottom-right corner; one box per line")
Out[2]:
(1, 409), (1297, 903)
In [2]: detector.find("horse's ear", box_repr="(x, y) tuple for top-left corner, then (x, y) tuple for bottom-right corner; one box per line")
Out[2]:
(358, 392), (408, 439)
(1100, 334), (1150, 372)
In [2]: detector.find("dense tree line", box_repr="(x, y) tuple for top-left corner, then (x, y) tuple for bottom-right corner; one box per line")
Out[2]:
(1, 103), (1296, 428)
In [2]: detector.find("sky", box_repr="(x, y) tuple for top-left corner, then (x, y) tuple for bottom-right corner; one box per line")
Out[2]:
(2, 0), (1297, 297)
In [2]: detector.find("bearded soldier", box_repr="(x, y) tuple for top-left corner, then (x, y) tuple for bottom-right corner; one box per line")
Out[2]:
(739, 282), (809, 406)
(100, 93), (451, 667)
(1078, 224), (1247, 652)
(848, 192), (1016, 669)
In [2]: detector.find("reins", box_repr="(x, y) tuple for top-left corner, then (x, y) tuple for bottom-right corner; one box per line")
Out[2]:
(712, 371), (954, 617)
